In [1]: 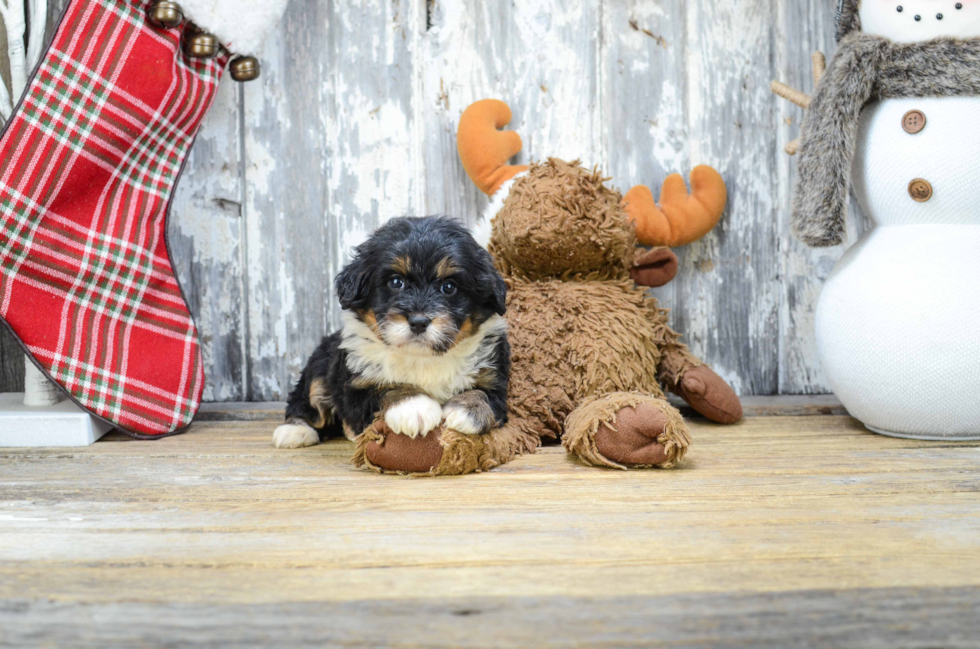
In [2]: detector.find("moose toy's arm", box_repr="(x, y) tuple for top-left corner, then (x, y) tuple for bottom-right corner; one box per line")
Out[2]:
(654, 322), (744, 425)
(630, 251), (743, 425)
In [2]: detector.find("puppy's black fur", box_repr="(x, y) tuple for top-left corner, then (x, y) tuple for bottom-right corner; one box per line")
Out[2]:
(282, 217), (510, 442)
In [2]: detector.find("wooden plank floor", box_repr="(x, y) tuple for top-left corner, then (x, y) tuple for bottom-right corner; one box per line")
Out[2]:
(2, 405), (980, 646)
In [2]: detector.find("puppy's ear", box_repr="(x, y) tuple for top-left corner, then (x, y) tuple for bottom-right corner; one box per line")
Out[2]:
(476, 250), (507, 315)
(335, 257), (372, 311)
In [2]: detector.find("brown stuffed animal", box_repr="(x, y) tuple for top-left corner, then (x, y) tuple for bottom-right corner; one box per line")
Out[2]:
(354, 99), (741, 475)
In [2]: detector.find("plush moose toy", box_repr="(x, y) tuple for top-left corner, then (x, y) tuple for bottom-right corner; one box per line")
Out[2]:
(354, 99), (741, 475)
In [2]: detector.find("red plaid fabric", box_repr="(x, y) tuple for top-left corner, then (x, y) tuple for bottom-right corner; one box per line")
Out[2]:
(0, 0), (227, 436)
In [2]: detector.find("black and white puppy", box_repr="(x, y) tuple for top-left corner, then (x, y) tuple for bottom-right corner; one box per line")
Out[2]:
(273, 216), (510, 449)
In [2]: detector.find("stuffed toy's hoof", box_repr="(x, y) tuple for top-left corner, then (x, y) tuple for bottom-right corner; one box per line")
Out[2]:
(564, 393), (691, 470)
(676, 366), (743, 424)
(595, 404), (673, 467)
(353, 420), (539, 477)
(355, 422), (446, 475)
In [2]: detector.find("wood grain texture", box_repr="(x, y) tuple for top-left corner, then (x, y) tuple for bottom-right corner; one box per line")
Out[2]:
(3, 587), (980, 647)
(1, 415), (979, 645)
(0, 0), (873, 399)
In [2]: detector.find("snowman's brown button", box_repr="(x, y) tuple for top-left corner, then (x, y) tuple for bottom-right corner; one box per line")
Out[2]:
(908, 178), (933, 202)
(902, 110), (926, 134)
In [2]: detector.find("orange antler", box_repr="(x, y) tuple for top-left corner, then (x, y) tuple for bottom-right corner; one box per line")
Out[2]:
(623, 166), (728, 247)
(457, 99), (529, 196)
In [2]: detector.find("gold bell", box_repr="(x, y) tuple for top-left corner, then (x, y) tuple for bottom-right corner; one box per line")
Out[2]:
(229, 56), (260, 82)
(147, 0), (184, 28)
(182, 30), (220, 59)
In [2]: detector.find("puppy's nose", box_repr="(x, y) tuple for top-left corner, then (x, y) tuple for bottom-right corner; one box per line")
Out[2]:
(408, 315), (431, 334)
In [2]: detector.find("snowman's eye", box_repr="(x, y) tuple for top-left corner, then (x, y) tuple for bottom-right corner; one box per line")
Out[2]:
(897, 5), (903, 11)
(937, 12), (944, 19)
(956, 3), (963, 9)
(915, 14), (922, 20)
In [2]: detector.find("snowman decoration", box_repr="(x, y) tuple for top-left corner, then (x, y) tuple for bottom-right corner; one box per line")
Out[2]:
(774, 0), (980, 440)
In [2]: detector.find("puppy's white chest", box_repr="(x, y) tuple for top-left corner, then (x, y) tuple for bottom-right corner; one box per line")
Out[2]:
(353, 349), (478, 401)
(340, 313), (505, 402)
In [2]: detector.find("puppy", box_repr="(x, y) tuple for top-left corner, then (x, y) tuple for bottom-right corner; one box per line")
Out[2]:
(273, 216), (510, 449)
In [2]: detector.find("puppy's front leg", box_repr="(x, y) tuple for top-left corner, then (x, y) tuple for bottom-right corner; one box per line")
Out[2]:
(273, 419), (321, 449)
(381, 387), (443, 439)
(442, 390), (507, 436)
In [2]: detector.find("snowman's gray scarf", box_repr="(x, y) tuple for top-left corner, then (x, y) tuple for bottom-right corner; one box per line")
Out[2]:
(793, 34), (980, 247)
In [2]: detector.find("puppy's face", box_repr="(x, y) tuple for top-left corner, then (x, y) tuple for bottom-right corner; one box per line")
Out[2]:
(335, 217), (507, 355)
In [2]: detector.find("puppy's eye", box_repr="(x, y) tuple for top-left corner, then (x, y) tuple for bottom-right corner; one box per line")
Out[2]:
(440, 281), (457, 296)
(388, 276), (405, 290)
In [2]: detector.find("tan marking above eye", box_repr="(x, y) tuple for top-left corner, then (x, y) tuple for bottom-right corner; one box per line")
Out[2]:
(391, 256), (412, 275)
(435, 256), (460, 279)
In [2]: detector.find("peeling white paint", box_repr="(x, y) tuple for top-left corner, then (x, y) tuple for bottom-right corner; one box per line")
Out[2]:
(148, 0), (848, 401)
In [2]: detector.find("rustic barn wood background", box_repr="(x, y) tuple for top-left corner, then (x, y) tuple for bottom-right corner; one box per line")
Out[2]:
(0, 0), (870, 401)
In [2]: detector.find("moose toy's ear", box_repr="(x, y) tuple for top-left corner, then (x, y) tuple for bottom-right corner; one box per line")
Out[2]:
(335, 257), (372, 311)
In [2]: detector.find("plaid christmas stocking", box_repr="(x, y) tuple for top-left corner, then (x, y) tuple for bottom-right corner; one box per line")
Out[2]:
(0, 0), (230, 436)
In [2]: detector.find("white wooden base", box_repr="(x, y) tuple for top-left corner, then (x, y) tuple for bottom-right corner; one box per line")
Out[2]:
(0, 393), (112, 447)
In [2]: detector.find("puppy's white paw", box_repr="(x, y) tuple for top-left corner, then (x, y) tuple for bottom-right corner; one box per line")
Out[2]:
(384, 395), (443, 439)
(273, 422), (320, 449)
(442, 405), (485, 435)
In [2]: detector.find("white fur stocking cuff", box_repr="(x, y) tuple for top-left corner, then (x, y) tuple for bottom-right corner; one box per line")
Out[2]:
(177, 0), (289, 56)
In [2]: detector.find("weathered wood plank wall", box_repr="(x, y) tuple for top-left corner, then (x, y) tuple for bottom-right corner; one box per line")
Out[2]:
(0, 0), (871, 400)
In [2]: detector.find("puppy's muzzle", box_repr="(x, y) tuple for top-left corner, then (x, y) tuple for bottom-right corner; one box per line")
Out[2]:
(408, 315), (431, 335)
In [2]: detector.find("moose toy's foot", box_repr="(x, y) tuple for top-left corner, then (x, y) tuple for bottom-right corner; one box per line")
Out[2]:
(564, 393), (691, 470)
(353, 419), (538, 477)
(354, 420), (447, 475)
(676, 366), (743, 425)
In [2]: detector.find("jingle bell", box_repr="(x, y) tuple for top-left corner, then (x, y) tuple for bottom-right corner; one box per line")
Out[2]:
(229, 56), (261, 82)
(183, 31), (220, 59)
(147, 0), (184, 28)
